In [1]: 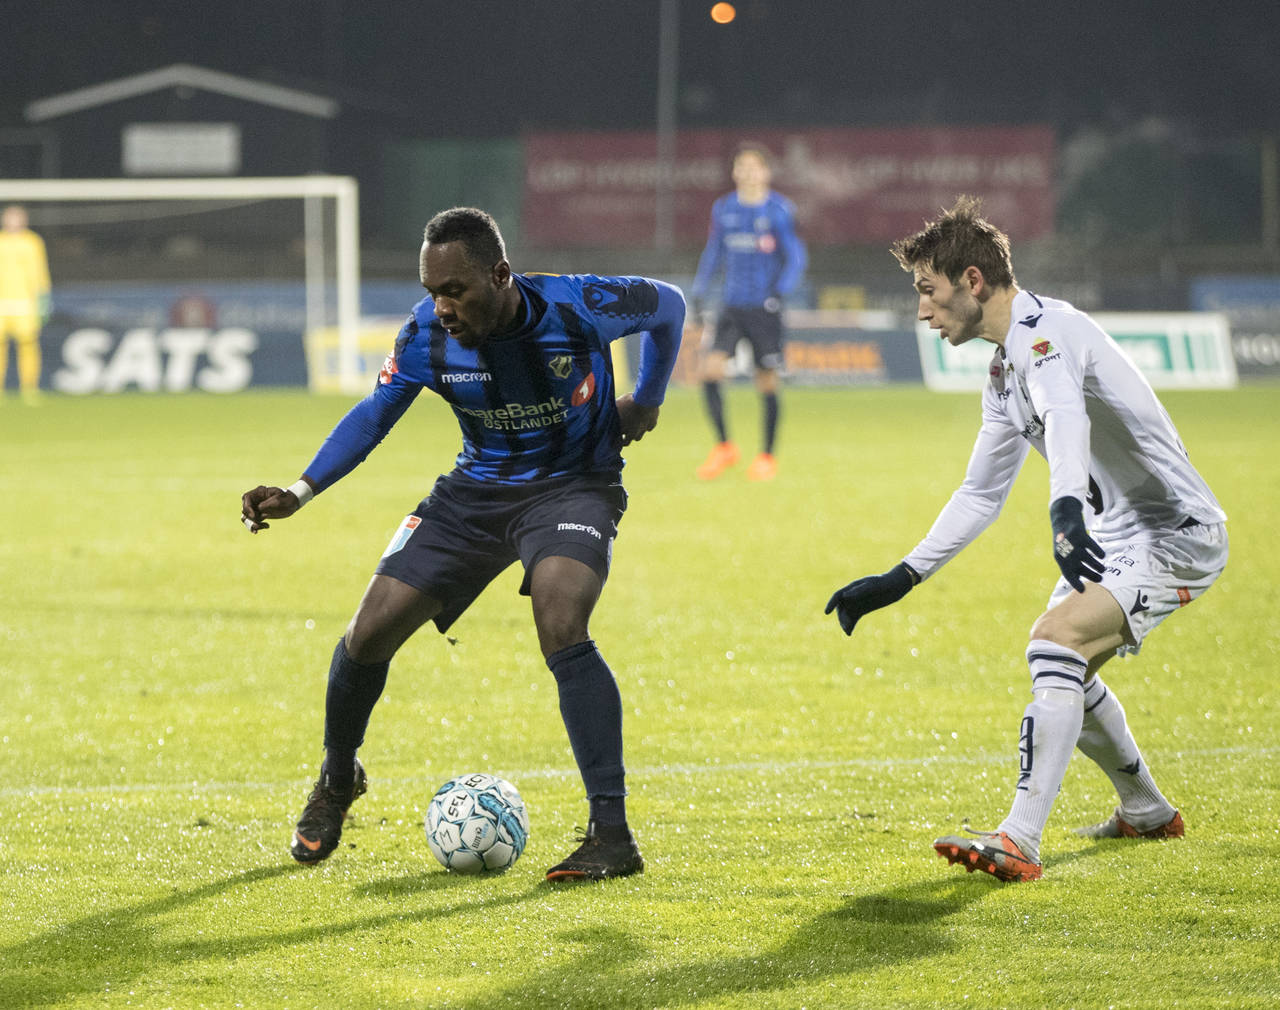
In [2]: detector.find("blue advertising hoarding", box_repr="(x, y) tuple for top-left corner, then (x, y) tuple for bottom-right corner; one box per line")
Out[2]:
(8, 280), (421, 393)
(1190, 276), (1280, 378)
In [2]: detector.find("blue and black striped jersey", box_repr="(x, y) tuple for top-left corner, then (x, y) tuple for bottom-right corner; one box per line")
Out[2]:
(303, 272), (684, 488)
(690, 191), (806, 308)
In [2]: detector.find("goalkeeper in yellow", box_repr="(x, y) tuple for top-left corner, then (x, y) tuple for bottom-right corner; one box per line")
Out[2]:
(0, 205), (51, 401)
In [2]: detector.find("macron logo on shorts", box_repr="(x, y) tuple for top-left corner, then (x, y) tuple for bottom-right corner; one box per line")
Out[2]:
(557, 521), (601, 540)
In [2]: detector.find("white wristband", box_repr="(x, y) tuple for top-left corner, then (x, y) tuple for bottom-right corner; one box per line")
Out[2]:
(287, 479), (314, 507)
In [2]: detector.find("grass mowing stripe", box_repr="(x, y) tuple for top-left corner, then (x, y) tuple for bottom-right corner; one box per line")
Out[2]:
(7, 744), (1276, 799)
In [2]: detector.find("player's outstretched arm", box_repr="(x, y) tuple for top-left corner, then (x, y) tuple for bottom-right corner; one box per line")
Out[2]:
(241, 477), (315, 533)
(825, 562), (918, 636)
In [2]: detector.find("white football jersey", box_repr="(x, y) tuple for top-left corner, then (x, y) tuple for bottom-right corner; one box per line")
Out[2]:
(905, 290), (1226, 581)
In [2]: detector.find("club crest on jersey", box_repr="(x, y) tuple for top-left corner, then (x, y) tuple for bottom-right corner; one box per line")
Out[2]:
(548, 354), (573, 379)
(571, 372), (596, 406)
(756, 233), (777, 253)
(1032, 340), (1053, 356)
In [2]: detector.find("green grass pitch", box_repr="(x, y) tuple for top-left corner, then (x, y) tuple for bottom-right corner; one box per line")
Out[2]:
(2, 383), (1277, 1008)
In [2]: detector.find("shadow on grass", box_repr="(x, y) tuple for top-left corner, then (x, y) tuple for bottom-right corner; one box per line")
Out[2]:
(448, 873), (993, 1009)
(0, 861), (541, 1006)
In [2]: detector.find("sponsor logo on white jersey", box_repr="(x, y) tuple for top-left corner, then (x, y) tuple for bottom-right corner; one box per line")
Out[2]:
(1030, 339), (1062, 368)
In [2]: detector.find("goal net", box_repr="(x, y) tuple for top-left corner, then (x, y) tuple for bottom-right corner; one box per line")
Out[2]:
(0, 176), (364, 394)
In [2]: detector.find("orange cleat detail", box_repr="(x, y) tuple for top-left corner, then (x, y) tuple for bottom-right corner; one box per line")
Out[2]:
(933, 830), (1043, 882)
(696, 441), (740, 480)
(1077, 808), (1184, 839)
(1117, 809), (1184, 838)
(745, 452), (777, 481)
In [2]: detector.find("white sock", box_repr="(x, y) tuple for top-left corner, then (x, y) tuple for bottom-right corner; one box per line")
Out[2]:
(998, 641), (1087, 862)
(1077, 675), (1176, 829)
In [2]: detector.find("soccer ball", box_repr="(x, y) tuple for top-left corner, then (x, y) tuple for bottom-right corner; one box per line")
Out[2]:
(425, 772), (530, 873)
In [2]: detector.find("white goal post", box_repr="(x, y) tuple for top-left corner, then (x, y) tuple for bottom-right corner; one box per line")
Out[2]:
(0, 175), (363, 392)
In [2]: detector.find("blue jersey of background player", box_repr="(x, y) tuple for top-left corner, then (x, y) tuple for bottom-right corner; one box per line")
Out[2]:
(689, 143), (806, 483)
(691, 181), (806, 312)
(242, 207), (684, 882)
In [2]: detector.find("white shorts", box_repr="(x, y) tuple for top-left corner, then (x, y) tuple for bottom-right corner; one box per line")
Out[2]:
(1046, 522), (1228, 656)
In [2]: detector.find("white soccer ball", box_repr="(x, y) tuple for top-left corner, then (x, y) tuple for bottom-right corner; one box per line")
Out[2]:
(425, 772), (530, 873)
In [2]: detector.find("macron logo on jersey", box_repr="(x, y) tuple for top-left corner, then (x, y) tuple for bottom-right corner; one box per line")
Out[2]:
(440, 371), (493, 384)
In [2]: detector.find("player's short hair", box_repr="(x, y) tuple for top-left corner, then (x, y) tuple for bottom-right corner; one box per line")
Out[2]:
(733, 142), (773, 168)
(424, 207), (507, 266)
(891, 195), (1017, 288)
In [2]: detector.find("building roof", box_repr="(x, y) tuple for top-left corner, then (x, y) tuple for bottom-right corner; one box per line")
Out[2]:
(25, 63), (339, 122)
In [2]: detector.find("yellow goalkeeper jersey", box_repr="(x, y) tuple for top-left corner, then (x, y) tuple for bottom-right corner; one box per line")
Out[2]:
(0, 227), (51, 312)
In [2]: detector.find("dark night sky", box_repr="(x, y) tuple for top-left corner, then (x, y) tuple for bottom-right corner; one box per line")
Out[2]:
(4, 1), (1280, 138)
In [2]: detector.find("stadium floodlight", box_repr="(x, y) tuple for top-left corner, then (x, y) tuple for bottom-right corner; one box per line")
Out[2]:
(0, 176), (362, 393)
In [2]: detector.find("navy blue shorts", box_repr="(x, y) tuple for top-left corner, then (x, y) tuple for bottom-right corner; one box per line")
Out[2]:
(710, 304), (785, 370)
(375, 469), (627, 633)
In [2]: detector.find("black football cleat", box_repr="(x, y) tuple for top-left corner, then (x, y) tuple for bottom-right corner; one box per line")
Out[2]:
(290, 759), (367, 864)
(545, 821), (644, 881)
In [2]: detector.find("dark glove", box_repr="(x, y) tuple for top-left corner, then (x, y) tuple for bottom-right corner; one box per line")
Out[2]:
(1050, 496), (1105, 592)
(825, 562), (917, 636)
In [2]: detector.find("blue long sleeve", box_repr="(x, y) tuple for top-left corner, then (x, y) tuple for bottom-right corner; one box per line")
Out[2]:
(631, 280), (685, 407)
(773, 211), (807, 297)
(690, 209), (726, 301)
(302, 381), (421, 492)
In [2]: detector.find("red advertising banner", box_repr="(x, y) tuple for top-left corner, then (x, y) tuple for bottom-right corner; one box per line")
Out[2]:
(523, 126), (1055, 247)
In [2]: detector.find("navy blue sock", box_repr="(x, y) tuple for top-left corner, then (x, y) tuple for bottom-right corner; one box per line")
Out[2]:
(702, 381), (728, 443)
(762, 392), (779, 455)
(322, 638), (389, 789)
(589, 793), (628, 828)
(546, 639), (627, 812)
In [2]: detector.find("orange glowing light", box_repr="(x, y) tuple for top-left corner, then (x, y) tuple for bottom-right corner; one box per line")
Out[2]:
(710, 2), (737, 24)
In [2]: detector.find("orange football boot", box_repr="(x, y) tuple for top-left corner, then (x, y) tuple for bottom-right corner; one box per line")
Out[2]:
(745, 452), (777, 481)
(696, 441), (740, 480)
(933, 829), (1043, 882)
(1075, 808), (1184, 839)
